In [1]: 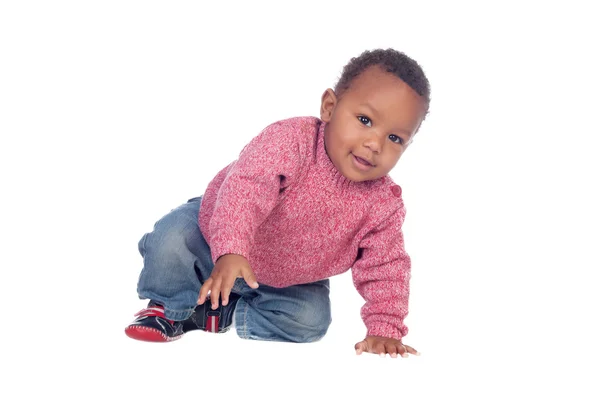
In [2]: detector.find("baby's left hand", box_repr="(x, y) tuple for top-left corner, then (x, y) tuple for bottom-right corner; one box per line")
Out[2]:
(355, 336), (420, 358)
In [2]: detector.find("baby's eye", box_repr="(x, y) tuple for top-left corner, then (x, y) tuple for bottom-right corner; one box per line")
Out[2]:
(358, 116), (372, 127)
(389, 134), (404, 144)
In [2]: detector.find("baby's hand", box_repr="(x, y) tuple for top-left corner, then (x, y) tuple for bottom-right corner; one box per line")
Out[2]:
(355, 336), (420, 358)
(198, 254), (259, 310)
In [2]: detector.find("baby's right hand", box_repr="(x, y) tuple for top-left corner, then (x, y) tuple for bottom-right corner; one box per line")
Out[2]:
(198, 254), (259, 309)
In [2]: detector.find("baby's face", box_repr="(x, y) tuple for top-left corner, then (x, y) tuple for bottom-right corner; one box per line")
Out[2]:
(321, 65), (426, 182)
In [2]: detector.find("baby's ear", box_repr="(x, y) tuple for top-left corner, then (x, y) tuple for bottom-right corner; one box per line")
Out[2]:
(320, 88), (337, 122)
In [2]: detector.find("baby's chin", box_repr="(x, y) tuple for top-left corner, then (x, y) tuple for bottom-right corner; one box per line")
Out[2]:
(339, 169), (385, 183)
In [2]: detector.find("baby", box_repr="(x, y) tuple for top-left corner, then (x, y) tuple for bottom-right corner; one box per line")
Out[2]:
(125, 48), (430, 358)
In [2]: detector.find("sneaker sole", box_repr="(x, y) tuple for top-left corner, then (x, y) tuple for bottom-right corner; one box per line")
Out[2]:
(124, 325), (184, 342)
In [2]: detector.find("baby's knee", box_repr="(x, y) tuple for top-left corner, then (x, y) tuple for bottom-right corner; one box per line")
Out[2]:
(138, 214), (198, 259)
(295, 302), (332, 343)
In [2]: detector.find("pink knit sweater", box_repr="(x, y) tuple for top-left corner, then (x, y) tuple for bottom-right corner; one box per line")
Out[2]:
(198, 116), (411, 339)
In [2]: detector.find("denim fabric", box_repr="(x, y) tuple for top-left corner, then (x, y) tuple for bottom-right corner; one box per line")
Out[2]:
(136, 197), (332, 343)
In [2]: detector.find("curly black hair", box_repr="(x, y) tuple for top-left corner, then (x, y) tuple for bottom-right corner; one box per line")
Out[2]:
(334, 48), (431, 116)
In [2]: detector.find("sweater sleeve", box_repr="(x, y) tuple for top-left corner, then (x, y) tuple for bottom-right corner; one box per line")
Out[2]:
(207, 120), (303, 264)
(351, 203), (411, 340)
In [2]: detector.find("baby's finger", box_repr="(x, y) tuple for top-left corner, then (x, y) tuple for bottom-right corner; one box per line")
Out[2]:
(403, 344), (420, 356)
(385, 343), (398, 358)
(242, 268), (259, 289)
(396, 344), (409, 358)
(198, 279), (212, 304)
(372, 342), (386, 357)
(210, 278), (222, 309)
(355, 341), (367, 355)
(221, 277), (236, 306)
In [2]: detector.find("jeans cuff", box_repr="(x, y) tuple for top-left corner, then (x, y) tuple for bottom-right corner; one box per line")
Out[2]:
(164, 307), (195, 321)
(234, 298), (250, 339)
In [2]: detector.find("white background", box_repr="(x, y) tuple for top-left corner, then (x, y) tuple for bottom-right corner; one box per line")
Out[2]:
(1, 1), (599, 398)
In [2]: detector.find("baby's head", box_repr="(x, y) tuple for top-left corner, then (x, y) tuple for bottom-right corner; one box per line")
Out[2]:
(320, 48), (430, 182)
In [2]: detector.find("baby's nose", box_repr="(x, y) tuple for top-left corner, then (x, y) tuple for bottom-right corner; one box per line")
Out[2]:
(362, 132), (383, 153)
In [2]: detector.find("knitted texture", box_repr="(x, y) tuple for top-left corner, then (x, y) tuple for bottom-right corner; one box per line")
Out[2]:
(199, 117), (411, 339)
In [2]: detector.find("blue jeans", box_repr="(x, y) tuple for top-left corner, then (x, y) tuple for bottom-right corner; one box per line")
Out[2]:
(136, 197), (332, 343)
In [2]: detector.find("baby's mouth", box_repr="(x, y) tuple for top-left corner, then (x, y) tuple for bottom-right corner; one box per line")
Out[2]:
(353, 154), (374, 166)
